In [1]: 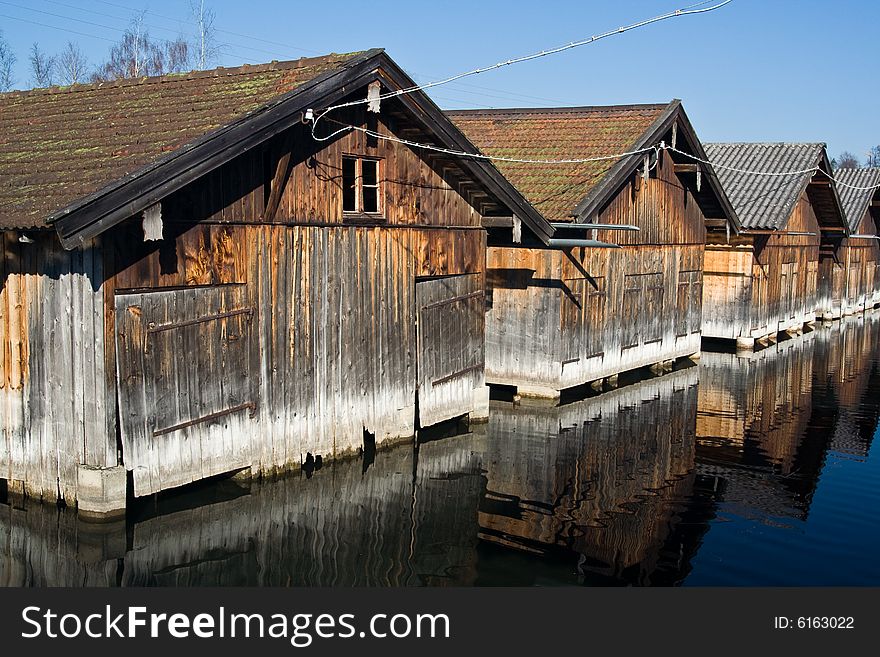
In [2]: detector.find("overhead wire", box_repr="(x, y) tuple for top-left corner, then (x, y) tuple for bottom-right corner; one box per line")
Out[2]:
(661, 144), (880, 192)
(89, 0), (321, 55)
(9, 0), (876, 190)
(0, 11), (117, 42)
(11, 0), (285, 63)
(309, 0), (734, 134)
(315, 117), (660, 165)
(36, 0), (577, 106)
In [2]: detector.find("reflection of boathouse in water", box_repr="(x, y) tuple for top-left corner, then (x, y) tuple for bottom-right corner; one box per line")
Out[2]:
(696, 334), (816, 521)
(695, 312), (880, 521)
(3, 315), (880, 586)
(478, 366), (700, 585)
(812, 313), (880, 459)
(2, 368), (704, 586)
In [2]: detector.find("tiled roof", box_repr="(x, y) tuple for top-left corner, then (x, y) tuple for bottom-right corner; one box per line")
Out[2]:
(447, 104), (670, 222)
(702, 143), (825, 230)
(0, 52), (362, 230)
(833, 168), (880, 232)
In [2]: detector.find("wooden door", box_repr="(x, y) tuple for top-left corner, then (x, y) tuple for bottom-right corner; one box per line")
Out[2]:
(115, 285), (257, 497)
(622, 274), (642, 348)
(560, 278), (585, 364)
(416, 274), (484, 428)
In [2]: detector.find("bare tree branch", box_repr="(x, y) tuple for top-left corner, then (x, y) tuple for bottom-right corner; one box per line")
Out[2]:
(190, 0), (220, 69)
(29, 43), (57, 88)
(0, 30), (16, 91)
(57, 41), (88, 85)
(835, 151), (860, 170)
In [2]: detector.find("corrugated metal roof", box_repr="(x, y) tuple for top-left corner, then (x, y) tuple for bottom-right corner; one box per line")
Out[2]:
(833, 168), (880, 232)
(703, 143), (825, 230)
(0, 52), (363, 230)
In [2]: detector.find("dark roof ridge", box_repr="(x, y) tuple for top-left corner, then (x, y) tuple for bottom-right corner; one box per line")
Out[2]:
(704, 141), (827, 148)
(0, 50), (376, 100)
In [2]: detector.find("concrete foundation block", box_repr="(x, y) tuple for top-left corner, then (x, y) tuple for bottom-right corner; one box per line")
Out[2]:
(77, 465), (126, 520)
(470, 385), (490, 422)
(516, 383), (561, 400)
(736, 336), (756, 352)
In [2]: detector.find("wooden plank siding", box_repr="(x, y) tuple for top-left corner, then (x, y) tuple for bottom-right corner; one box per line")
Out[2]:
(818, 210), (880, 318)
(0, 232), (113, 504)
(96, 111), (487, 495)
(485, 150), (705, 395)
(702, 193), (822, 340)
(2, 100), (495, 504)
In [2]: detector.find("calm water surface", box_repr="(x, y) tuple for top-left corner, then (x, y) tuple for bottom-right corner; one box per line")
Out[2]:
(3, 313), (880, 586)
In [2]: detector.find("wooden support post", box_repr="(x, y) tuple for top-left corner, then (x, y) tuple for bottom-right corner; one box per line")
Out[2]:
(512, 215), (522, 244)
(262, 131), (296, 223)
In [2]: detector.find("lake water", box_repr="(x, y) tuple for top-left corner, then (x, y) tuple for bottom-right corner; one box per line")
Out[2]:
(2, 312), (879, 586)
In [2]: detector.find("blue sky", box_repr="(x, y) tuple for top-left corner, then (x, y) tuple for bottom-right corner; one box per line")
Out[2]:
(0, 0), (877, 159)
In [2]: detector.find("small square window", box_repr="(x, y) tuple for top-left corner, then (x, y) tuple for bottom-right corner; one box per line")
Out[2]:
(342, 156), (382, 216)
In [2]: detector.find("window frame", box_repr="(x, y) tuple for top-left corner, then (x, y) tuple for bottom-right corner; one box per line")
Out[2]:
(342, 154), (384, 220)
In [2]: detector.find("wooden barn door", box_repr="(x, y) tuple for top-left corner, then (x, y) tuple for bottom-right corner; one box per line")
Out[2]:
(115, 285), (257, 497)
(415, 274), (484, 428)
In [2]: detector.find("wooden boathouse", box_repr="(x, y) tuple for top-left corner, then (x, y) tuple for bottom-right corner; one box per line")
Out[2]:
(701, 143), (847, 348)
(449, 102), (738, 398)
(817, 168), (880, 317)
(0, 49), (552, 516)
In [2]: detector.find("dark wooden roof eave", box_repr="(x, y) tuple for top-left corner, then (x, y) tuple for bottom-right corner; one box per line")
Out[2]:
(778, 149), (848, 235)
(818, 150), (849, 234)
(570, 100), (742, 232)
(49, 49), (553, 249)
(374, 60), (553, 244)
(48, 49), (387, 248)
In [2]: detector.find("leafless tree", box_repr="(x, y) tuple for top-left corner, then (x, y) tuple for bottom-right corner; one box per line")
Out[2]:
(867, 146), (880, 168)
(92, 12), (199, 82)
(0, 30), (15, 91)
(163, 37), (193, 73)
(835, 151), (860, 170)
(190, 0), (220, 69)
(29, 43), (56, 88)
(57, 41), (88, 85)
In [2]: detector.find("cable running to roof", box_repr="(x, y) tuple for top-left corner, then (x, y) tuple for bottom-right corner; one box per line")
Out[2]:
(313, 118), (660, 165)
(308, 0), (734, 136)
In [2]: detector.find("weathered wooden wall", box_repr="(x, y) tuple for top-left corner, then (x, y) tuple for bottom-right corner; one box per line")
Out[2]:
(486, 151), (705, 395)
(0, 232), (114, 504)
(101, 109), (488, 497)
(480, 366), (698, 584)
(818, 212), (880, 318)
(703, 194), (821, 341)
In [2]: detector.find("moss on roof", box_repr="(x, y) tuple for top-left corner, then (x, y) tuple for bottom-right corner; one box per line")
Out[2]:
(0, 52), (363, 229)
(448, 105), (669, 222)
